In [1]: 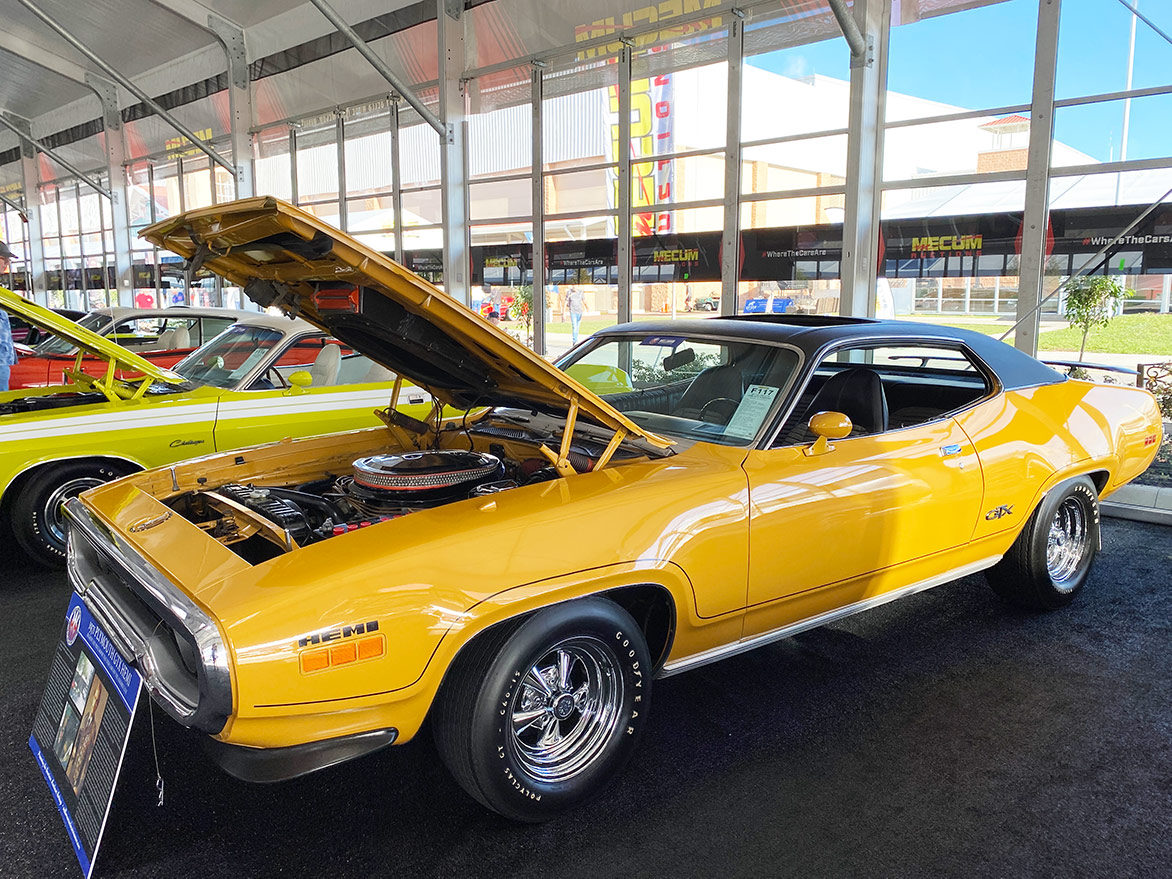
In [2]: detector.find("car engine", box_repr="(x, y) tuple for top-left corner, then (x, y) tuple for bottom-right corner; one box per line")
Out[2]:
(173, 447), (562, 563)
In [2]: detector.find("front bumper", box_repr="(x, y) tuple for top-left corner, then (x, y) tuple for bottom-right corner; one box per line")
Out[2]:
(62, 496), (233, 735)
(204, 728), (398, 783)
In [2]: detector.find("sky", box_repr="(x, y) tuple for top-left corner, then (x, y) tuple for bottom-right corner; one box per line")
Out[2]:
(750, 0), (1172, 163)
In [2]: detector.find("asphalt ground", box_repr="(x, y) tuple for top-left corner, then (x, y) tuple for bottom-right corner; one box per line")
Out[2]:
(1, 519), (1169, 879)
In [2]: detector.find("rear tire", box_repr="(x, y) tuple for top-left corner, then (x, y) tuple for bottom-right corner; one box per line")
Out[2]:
(432, 597), (651, 821)
(12, 461), (130, 568)
(986, 475), (1100, 610)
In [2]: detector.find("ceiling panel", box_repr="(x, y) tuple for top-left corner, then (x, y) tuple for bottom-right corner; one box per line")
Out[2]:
(3, 0), (217, 80)
(0, 49), (91, 119)
(200, 0), (308, 28)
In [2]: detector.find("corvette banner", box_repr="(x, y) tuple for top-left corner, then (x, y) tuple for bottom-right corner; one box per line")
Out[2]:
(29, 592), (143, 878)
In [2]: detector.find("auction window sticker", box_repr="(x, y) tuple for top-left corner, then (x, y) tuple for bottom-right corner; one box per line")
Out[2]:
(30, 593), (143, 878)
(724, 384), (781, 440)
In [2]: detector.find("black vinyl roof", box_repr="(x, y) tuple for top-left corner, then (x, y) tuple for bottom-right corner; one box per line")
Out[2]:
(599, 315), (1065, 392)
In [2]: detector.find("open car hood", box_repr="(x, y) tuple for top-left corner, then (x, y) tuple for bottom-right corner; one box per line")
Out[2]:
(0, 287), (186, 386)
(140, 197), (671, 448)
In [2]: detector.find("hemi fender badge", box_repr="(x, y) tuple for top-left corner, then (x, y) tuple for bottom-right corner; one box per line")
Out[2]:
(297, 619), (379, 648)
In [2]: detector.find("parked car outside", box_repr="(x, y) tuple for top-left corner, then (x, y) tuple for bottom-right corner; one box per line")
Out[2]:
(0, 288), (432, 566)
(8, 306), (251, 389)
(67, 198), (1161, 823)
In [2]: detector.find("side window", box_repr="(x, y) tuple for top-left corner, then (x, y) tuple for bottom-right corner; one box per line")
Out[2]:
(256, 335), (396, 389)
(110, 318), (160, 352)
(196, 318), (235, 346)
(774, 343), (992, 447)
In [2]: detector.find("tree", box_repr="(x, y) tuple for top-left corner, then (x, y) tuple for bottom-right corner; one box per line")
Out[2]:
(1063, 275), (1123, 361)
(510, 284), (534, 345)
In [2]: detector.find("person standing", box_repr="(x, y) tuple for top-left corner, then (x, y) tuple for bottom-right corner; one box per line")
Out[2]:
(565, 285), (585, 346)
(0, 241), (18, 392)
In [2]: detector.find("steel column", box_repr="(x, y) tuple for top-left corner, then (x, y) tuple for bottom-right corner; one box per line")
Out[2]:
(16, 0), (236, 176)
(838, 0), (886, 317)
(0, 114), (111, 199)
(531, 66), (546, 354)
(1015, 0), (1062, 356)
(12, 117), (46, 304)
(438, 0), (469, 305)
(73, 181), (85, 311)
(617, 47), (632, 324)
(390, 98), (404, 264)
(207, 15), (255, 197)
(720, 15), (744, 316)
(336, 111), (347, 231)
(289, 127), (299, 204)
(86, 74), (134, 305)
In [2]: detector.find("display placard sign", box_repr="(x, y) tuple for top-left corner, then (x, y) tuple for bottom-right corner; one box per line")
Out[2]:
(29, 592), (143, 878)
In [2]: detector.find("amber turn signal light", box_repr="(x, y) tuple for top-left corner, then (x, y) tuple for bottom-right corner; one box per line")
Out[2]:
(300, 634), (384, 674)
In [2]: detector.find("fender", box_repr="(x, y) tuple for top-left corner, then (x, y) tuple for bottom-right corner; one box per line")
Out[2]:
(0, 451), (148, 508)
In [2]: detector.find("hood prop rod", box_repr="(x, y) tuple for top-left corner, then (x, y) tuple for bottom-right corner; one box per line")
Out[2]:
(540, 397), (580, 477)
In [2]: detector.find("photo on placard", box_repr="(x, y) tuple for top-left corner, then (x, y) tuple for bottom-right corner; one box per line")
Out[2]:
(53, 702), (82, 766)
(68, 652), (96, 714)
(66, 677), (109, 795)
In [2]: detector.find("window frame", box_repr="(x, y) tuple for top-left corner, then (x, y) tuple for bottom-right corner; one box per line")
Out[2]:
(764, 335), (1002, 449)
(560, 331), (806, 447)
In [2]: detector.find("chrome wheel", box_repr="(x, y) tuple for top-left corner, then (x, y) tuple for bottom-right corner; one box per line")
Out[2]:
(1046, 496), (1089, 589)
(43, 477), (105, 545)
(509, 637), (624, 783)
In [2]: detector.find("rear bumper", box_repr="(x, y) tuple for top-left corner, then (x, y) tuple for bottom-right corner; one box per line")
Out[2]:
(204, 728), (399, 783)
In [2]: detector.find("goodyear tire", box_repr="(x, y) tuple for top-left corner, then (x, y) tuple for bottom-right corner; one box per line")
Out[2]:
(432, 597), (651, 821)
(986, 475), (1100, 611)
(13, 461), (128, 568)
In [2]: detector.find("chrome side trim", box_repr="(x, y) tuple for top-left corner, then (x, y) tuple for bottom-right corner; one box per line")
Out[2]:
(658, 555), (1002, 678)
(63, 497), (232, 734)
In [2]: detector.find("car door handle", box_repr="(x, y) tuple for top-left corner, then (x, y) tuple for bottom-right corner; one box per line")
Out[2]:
(939, 443), (964, 458)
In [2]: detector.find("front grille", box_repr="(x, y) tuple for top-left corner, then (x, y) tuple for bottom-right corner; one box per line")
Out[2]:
(63, 498), (231, 735)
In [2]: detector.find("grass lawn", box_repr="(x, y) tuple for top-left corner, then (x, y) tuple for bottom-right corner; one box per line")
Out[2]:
(1034, 314), (1172, 355)
(542, 318), (621, 335)
(920, 322), (1008, 337)
(914, 315), (1172, 355)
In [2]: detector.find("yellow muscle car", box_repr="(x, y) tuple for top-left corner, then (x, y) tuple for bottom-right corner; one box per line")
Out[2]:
(64, 198), (1161, 822)
(0, 290), (431, 566)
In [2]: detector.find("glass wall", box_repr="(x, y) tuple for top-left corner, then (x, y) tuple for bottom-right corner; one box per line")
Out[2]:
(4, 0), (1160, 362)
(1, 201), (31, 294)
(36, 177), (118, 310)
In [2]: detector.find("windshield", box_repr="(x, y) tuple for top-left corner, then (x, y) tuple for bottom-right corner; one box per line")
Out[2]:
(34, 312), (111, 355)
(558, 334), (801, 446)
(173, 324), (285, 389)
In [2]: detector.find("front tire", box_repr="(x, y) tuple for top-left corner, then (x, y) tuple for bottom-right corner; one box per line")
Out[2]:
(986, 475), (1100, 610)
(432, 597), (651, 821)
(12, 461), (130, 568)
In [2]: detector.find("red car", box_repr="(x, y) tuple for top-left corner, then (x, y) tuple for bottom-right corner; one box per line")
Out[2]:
(9, 309), (86, 345)
(9, 306), (251, 389)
